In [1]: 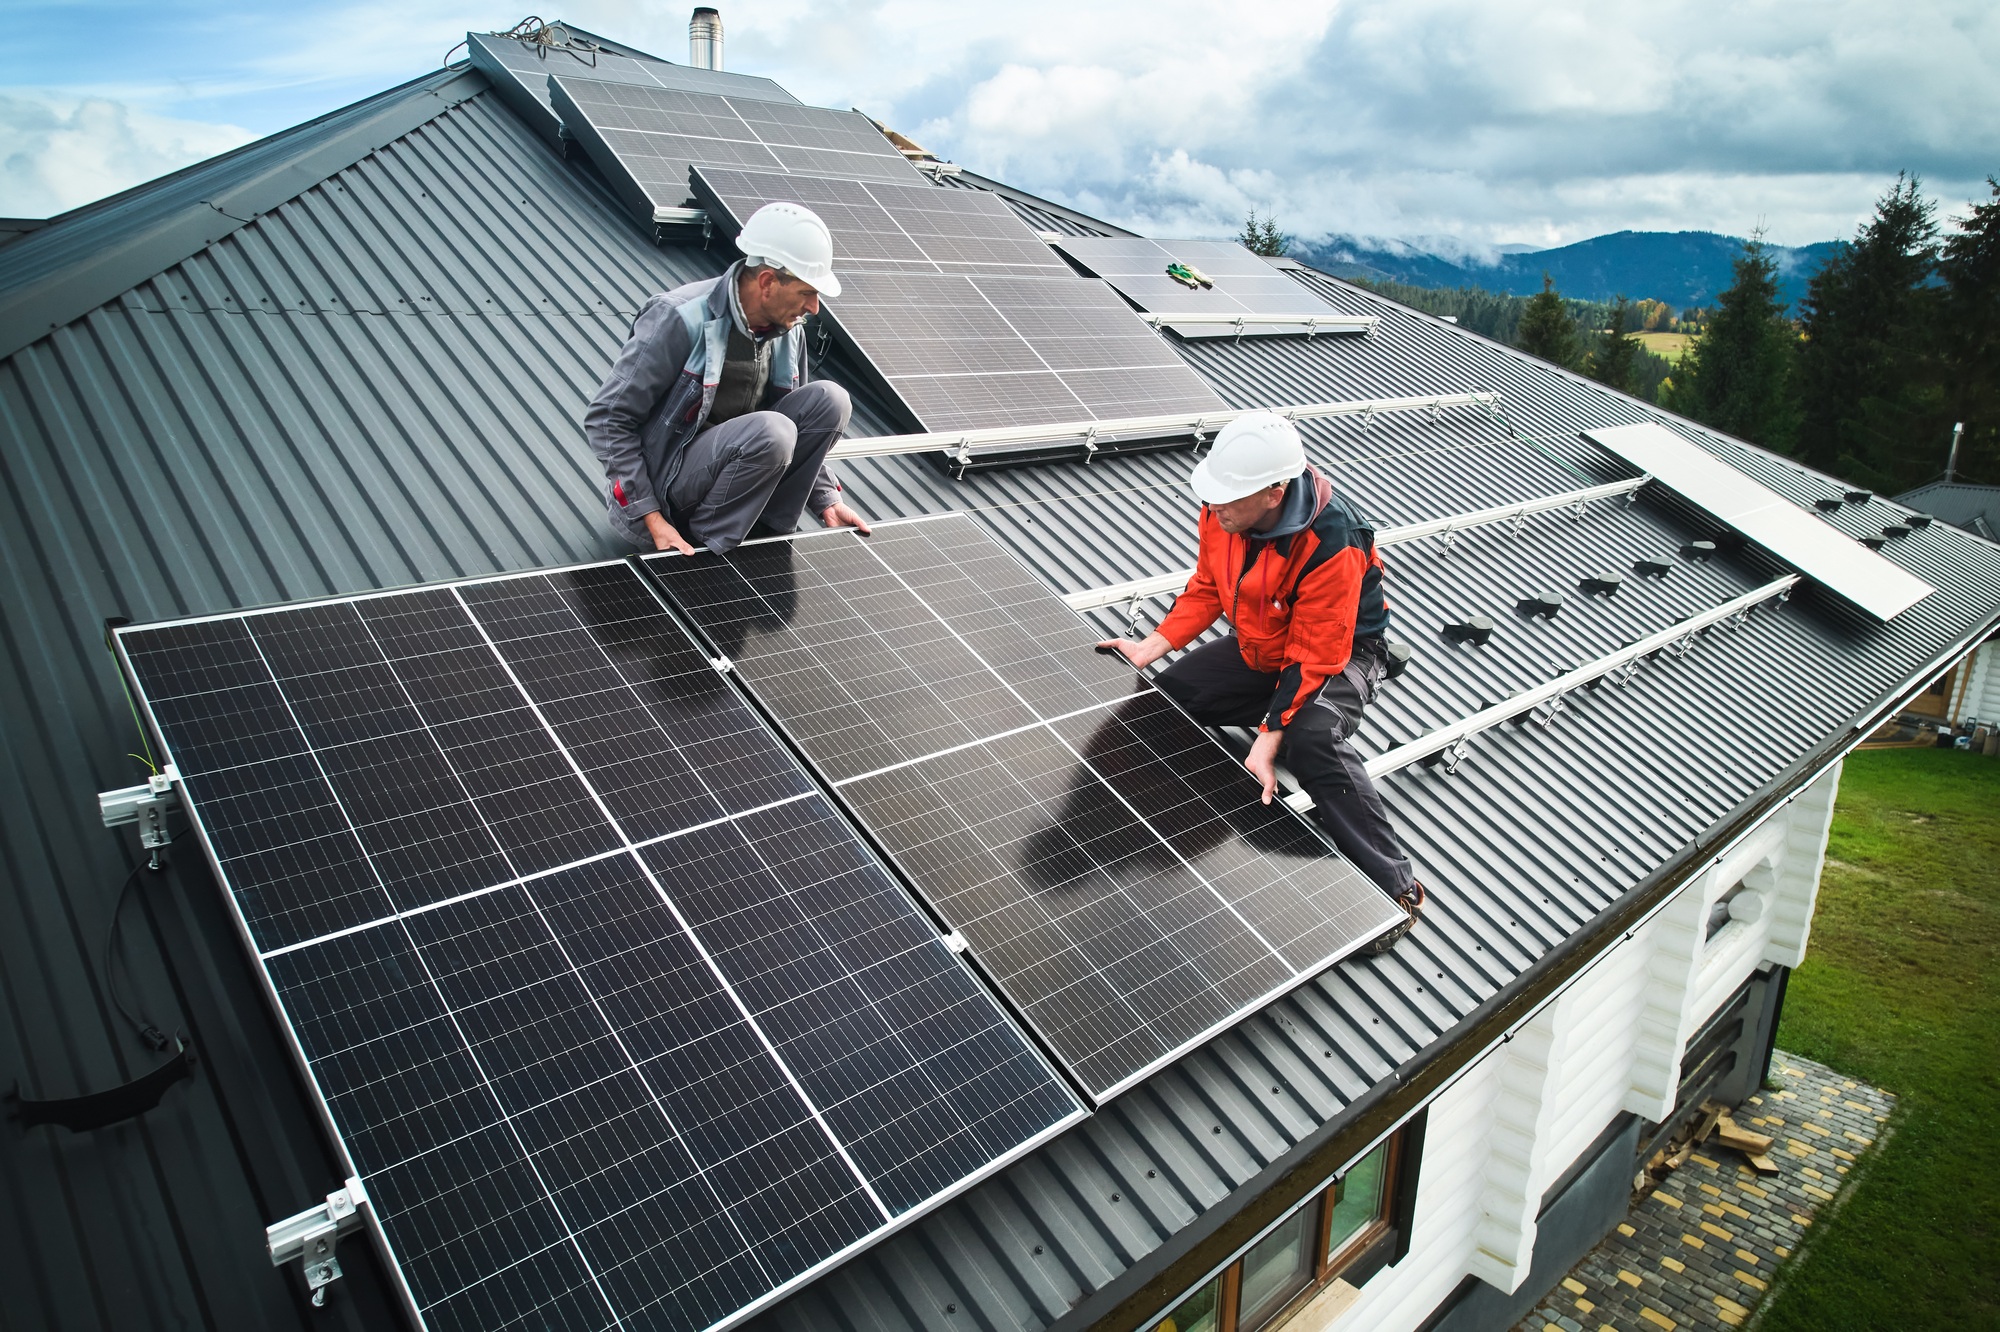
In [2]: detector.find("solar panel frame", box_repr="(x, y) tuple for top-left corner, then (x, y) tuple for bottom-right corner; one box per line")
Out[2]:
(1052, 237), (1357, 339)
(1582, 423), (1935, 620)
(551, 76), (922, 216)
(113, 560), (1085, 1332)
(823, 269), (1229, 436)
(643, 516), (1403, 1100)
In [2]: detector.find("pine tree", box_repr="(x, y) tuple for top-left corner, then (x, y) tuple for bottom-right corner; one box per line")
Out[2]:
(1661, 236), (1799, 453)
(1939, 177), (2000, 485)
(1238, 210), (1291, 257)
(1517, 274), (1580, 369)
(1587, 295), (1641, 395)
(1794, 173), (1945, 489)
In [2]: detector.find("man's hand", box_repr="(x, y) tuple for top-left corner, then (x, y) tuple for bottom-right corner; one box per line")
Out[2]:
(823, 502), (872, 535)
(1094, 632), (1172, 670)
(643, 511), (696, 556)
(1245, 729), (1283, 805)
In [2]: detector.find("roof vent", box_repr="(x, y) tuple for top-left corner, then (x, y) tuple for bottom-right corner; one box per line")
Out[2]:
(1880, 522), (1912, 539)
(1906, 512), (1934, 528)
(1517, 592), (1564, 620)
(1814, 496), (1843, 512)
(1860, 534), (1887, 549)
(1681, 539), (1717, 560)
(1632, 557), (1673, 579)
(1579, 571), (1625, 597)
(689, 7), (724, 69)
(1844, 488), (1873, 503)
(1443, 615), (1495, 646)
(1384, 641), (1413, 677)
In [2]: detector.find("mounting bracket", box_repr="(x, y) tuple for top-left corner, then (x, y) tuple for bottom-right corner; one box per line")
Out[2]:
(268, 1179), (369, 1307)
(99, 768), (181, 869)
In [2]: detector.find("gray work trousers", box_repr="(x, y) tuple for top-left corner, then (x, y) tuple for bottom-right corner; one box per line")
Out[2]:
(666, 381), (851, 554)
(1155, 634), (1417, 897)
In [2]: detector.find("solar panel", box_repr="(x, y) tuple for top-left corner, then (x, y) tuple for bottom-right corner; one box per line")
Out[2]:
(692, 166), (1071, 277)
(1050, 237), (1361, 338)
(551, 76), (921, 217)
(644, 516), (1402, 1100)
(114, 562), (1083, 1332)
(466, 32), (800, 145)
(824, 269), (1229, 436)
(1582, 423), (1935, 620)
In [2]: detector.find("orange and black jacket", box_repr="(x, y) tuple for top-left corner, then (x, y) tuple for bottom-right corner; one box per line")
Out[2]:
(1156, 466), (1390, 731)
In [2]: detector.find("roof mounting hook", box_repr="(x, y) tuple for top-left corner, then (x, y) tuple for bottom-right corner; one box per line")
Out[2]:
(1080, 425), (1099, 463)
(1440, 522), (1461, 554)
(1427, 399), (1443, 423)
(1532, 692), (1569, 728)
(701, 214), (714, 248)
(1568, 498), (1587, 521)
(1441, 738), (1471, 774)
(1360, 406), (1378, 436)
(1508, 509), (1529, 536)
(1232, 316), (1248, 343)
(1626, 477), (1650, 505)
(1123, 594), (1146, 638)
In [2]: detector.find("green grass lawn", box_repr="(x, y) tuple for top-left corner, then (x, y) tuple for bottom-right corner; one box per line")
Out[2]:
(1757, 747), (2000, 1329)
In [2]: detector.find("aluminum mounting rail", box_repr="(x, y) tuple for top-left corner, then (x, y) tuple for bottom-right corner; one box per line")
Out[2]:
(1364, 575), (1799, 780)
(829, 391), (1498, 461)
(1137, 312), (1380, 335)
(1063, 476), (1649, 611)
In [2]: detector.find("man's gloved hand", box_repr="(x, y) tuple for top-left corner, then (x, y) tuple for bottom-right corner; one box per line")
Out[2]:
(643, 511), (696, 556)
(823, 502), (873, 535)
(1245, 728), (1283, 804)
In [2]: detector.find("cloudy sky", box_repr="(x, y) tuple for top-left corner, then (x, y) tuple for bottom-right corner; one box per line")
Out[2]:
(5, 1), (1996, 255)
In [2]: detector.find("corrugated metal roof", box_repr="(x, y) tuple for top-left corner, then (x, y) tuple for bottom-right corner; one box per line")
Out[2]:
(3, 62), (1996, 1332)
(1897, 480), (2000, 542)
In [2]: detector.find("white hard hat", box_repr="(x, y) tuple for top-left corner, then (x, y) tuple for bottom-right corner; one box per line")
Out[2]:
(735, 201), (841, 298)
(1189, 411), (1306, 504)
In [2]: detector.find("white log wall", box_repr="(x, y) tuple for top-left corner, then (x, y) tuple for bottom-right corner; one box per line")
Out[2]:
(1294, 760), (1843, 1331)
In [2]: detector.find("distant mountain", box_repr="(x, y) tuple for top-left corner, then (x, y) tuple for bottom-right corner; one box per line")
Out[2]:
(1294, 230), (1841, 311)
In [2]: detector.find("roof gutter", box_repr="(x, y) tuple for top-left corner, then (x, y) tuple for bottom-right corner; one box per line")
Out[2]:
(1058, 597), (2000, 1332)
(0, 68), (487, 363)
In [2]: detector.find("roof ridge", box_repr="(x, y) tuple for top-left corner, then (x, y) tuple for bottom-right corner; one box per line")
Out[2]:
(0, 66), (487, 363)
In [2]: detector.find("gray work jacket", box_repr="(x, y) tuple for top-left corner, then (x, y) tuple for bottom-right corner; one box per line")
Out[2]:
(584, 263), (826, 543)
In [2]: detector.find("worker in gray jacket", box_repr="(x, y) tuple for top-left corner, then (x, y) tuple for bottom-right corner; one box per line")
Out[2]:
(586, 201), (870, 554)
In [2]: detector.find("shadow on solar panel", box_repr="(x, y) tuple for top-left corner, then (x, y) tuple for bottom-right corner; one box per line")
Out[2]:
(643, 515), (1404, 1100)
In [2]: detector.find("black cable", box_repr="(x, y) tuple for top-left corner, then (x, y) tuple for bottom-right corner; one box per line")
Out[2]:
(104, 831), (187, 1052)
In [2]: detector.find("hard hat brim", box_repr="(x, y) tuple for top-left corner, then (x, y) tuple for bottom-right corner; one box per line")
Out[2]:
(1189, 454), (1270, 506)
(804, 270), (841, 299)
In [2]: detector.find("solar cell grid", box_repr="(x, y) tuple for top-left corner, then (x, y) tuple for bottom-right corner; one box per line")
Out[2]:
(116, 559), (1083, 1332)
(645, 516), (1402, 1098)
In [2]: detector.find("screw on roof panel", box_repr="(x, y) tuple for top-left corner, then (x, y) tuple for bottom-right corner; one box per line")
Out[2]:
(1814, 495), (1843, 511)
(1681, 539), (1717, 560)
(1881, 523), (1912, 539)
(1579, 572), (1625, 597)
(1384, 640), (1413, 677)
(1632, 557), (1673, 578)
(1845, 488), (1874, 503)
(1517, 592), (1564, 620)
(1906, 512), (1934, 528)
(1442, 615), (1495, 646)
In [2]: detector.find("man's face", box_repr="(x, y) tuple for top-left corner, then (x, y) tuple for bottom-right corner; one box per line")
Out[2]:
(740, 267), (822, 332)
(1209, 483), (1288, 534)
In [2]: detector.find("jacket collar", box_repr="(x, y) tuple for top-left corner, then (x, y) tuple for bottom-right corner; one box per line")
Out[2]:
(1250, 466), (1333, 555)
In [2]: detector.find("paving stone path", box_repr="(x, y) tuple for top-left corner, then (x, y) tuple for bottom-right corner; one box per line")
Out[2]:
(1512, 1050), (1895, 1332)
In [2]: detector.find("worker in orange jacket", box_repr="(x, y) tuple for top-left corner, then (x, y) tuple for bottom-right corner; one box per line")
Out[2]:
(1098, 412), (1424, 947)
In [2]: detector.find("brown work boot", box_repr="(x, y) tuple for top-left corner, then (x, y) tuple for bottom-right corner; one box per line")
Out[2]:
(1361, 880), (1426, 955)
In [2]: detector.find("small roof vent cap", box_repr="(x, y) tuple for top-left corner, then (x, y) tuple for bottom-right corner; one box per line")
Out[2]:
(1580, 571), (1625, 597)
(1632, 557), (1673, 579)
(1681, 539), (1717, 560)
(1517, 592), (1564, 620)
(1443, 615), (1495, 646)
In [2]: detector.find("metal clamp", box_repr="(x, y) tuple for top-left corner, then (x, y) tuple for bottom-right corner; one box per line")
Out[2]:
(99, 768), (181, 869)
(942, 930), (969, 955)
(1439, 738), (1470, 773)
(709, 655), (734, 674)
(1532, 693), (1569, 728)
(268, 1179), (369, 1307)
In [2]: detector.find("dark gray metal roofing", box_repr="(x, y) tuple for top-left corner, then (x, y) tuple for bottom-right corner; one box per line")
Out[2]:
(1897, 481), (2000, 542)
(3, 60), (1996, 1332)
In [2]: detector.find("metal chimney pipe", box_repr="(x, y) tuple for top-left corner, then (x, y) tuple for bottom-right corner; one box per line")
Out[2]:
(689, 8), (723, 70)
(1946, 420), (1963, 483)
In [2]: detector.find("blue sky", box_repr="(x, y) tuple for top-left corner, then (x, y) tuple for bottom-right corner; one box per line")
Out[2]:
(5, 1), (1996, 253)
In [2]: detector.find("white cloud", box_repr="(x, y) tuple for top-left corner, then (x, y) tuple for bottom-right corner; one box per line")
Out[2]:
(0, 93), (255, 217)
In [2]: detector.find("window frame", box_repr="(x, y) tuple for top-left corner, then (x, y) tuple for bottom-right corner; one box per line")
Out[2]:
(1145, 1124), (1414, 1332)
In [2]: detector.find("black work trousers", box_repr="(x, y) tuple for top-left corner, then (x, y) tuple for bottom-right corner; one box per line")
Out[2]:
(1154, 635), (1415, 897)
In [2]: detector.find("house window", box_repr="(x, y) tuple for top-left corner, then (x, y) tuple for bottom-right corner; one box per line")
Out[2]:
(1147, 1129), (1409, 1332)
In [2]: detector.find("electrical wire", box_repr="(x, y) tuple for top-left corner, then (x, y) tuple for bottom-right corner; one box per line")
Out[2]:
(104, 831), (187, 1052)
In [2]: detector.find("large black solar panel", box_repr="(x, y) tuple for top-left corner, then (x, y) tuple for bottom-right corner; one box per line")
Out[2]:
(115, 562), (1083, 1332)
(825, 269), (1228, 435)
(466, 31), (800, 146)
(1051, 237), (1357, 338)
(692, 166), (1071, 277)
(551, 76), (920, 218)
(644, 516), (1402, 1099)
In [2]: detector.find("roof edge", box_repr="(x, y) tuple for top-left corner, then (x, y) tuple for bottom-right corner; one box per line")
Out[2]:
(0, 67), (488, 363)
(1053, 593), (2000, 1332)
